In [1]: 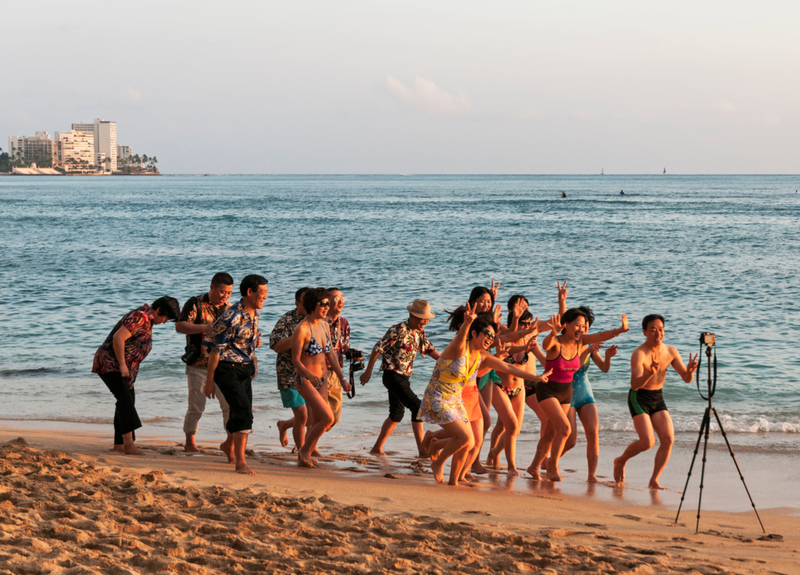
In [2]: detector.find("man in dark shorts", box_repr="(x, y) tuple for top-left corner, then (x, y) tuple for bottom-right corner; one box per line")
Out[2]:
(204, 274), (267, 475)
(360, 300), (441, 456)
(613, 314), (698, 489)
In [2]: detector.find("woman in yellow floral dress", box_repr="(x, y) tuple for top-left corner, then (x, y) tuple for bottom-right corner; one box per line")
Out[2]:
(421, 302), (552, 486)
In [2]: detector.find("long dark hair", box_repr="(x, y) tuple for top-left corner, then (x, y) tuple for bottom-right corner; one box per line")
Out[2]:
(446, 286), (495, 332)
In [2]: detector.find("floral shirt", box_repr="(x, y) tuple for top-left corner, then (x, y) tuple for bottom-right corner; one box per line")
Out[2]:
(372, 321), (437, 377)
(269, 308), (304, 390)
(327, 315), (350, 369)
(178, 293), (230, 368)
(204, 299), (260, 364)
(92, 304), (154, 388)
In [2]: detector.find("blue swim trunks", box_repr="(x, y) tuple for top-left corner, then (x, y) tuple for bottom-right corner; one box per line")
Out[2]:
(570, 359), (596, 410)
(280, 388), (306, 408)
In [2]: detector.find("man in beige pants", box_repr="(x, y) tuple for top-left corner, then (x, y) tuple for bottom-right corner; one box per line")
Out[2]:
(326, 288), (351, 428)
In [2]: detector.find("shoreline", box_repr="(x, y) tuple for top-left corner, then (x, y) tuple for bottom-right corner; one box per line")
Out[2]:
(1, 426), (797, 574)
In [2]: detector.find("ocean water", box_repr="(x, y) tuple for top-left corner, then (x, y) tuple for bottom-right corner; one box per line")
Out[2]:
(1, 174), (799, 457)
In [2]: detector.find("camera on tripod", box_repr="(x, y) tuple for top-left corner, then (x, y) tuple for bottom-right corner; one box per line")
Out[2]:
(345, 349), (364, 399)
(699, 332), (715, 346)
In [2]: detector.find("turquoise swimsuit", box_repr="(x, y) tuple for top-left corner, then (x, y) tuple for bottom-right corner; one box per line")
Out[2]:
(478, 369), (501, 391)
(570, 358), (596, 410)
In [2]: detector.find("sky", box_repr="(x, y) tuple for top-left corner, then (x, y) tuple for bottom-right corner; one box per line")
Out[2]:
(2, 1), (799, 174)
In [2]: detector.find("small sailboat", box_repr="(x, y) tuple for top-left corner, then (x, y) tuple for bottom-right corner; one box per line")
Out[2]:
(601, 168), (605, 175)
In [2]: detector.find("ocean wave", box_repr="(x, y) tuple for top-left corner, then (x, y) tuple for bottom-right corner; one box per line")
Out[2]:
(0, 367), (62, 378)
(596, 414), (800, 434)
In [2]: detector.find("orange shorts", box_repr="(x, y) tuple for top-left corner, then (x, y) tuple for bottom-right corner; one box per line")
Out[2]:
(461, 383), (482, 422)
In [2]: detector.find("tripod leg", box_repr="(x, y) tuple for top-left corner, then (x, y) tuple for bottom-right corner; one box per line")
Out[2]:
(695, 409), (712, 534)
(675, 408), (709, 524)
(711, 408), (766, 533)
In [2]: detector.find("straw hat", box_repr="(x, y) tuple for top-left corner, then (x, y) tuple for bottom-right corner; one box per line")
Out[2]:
(407, 300), (435, 319)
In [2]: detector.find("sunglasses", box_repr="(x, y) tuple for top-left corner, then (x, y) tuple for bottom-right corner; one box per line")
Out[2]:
(519, 321), (533, 327)
(318, 300), (331, 307)
(481, 329), (496, 340)
(333, 296), (346, 304)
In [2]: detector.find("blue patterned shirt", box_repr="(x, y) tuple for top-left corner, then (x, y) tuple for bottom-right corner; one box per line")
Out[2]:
(204, 300), (259, 363)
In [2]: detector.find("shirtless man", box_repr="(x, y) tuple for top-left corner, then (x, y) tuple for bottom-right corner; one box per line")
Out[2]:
(613, 314), (698, 489)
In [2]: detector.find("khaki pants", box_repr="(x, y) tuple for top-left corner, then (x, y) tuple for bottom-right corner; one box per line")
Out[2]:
(184, 365), (230, 435)
(327, 370), (344, 428)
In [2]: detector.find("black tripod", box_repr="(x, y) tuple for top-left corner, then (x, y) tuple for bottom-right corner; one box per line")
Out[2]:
(674, 336), (765, 533)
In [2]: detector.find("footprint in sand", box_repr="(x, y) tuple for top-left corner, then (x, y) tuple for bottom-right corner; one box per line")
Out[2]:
(613, 514), (642, 522)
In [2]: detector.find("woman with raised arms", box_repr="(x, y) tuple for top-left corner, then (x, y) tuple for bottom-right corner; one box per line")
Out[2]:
(528, 308), (628, 481)
(420, 303), (552, 486)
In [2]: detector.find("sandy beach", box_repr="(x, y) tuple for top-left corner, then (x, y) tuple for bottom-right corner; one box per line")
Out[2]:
(1, 424), (797, 575)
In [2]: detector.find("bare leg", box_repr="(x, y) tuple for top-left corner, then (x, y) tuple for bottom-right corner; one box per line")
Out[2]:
(185, 433), (200, 453)
(613, 413), (655, 483)
(233, 432), (255, 474)
(648, 410), (674, 489)
(412, 421), (425, 457)
(460, 418), (484, 482)
(429, 420), (474, 486)
(277, 419), (292, 448)
(220, 432), (234, 463)
(122, 432), (143, 456)
(490, 389), (522, 476)
(528, 398), (570, 481)
(297, 380), (334, 467)
(371, 418), (398, 455)
(525, 392), (551, 469)
(472, 382), (493, 474)
(486, 419), (505, 468)
(577, 404), (600, 482)
(562, 407), (578, 456)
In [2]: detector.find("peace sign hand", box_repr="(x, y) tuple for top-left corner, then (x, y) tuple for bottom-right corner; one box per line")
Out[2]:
(490, 280), (500, 301)
(649, 353), (661, 375)
(589, 342), (604, 354)
(686, 353), (699, 374)
(605, 344), (618, 359)
(557, 280), (568, 305)
(463, 301), (478, 325)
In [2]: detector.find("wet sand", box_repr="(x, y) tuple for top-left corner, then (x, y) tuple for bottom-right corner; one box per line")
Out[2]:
(1, 424), (798, 574)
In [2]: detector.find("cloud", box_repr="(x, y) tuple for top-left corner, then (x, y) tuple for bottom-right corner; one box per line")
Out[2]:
(520, 106), (544, 121)
(385, 76), (471, 116)
(711, 100), (736, 115)
(128, 87), (141, 101)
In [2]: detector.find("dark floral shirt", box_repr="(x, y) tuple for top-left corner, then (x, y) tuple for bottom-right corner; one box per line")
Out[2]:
(327, 315), (350, 369)
(204, 299), (260, 363)
(372, 321), (437, 377)
(92, 304), (154, 388)
(178, 293), (230, 368)
(269, 308), (304, 390)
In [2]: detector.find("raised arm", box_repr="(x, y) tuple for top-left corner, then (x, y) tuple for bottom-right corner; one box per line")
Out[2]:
(542, 314), (563, 352)
(583, 314), (629, 345)
(670, 348), (699, 383)
(441, 302), (477, 360)
(557, 281), (568, 316)
(481, 352), (553, 383)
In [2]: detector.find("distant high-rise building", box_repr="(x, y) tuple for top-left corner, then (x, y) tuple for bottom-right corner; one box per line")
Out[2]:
(7, 133), (59, 167)
(117, 145), (131, 159)
(70, 119), (117, 170)
(56, 130), (95, 171)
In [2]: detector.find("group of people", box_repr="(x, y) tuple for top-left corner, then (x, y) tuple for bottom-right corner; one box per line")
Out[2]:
(92, 274), (698, 488)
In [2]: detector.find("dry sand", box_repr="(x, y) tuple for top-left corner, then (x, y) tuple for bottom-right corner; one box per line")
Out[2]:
(1, 426), (798, 575)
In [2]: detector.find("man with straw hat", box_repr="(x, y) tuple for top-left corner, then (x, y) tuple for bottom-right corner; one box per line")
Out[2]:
(361, 300), (441, 456)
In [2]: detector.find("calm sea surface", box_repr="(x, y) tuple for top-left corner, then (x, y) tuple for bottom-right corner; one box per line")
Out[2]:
(1, 175), (799, 456)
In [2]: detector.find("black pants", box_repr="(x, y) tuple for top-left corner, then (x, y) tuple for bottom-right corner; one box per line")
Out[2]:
(99, 371), (142, 445)
(383, 370), (421, 423)
(214, 361), (255, 434)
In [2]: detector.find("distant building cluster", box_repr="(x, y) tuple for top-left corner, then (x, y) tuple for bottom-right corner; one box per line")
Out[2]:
(6, 118), (149, 174)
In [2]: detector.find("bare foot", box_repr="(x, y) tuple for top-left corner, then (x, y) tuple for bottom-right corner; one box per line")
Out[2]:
(546, 463), (561, 482)
(462, 472), (476, 482)
(184, 444), (200, 453)
(486, 450), (499, 469)
(124, 445), (144, 456)
(220, 440), (235, 464)
(613, 457), (626, 483)
(471, 461), (488, 475)
(431, 458), (445, 484)
(370, 447), (386, 455)
(649, 480), (668, 490)
(508, 467), (520, 478)
(526, 464), (541, 480)
(587, 474), (599, 483)
(297, 450), (315, 468)
(277, 420), (289, 447)
(421, 431), (433, 457)
(311, 449), (322, 458)
(112, 445), (125, 452)
(235, 462), (256, 475)
(540, 456), (549, 471)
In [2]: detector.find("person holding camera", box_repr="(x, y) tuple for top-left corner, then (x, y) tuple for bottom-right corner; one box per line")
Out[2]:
(175, 272), (234, 454)
(92, 296), (181, 455)
(204, 274), (268, 475)
(360, 300), (441, 457)
(325, 288), (350, 429)
(272, 287), (310, 452)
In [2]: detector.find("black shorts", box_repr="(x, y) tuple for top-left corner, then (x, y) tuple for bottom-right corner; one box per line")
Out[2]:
(524, 380), (536, 399)
(383, 370), (421, 423)
(628, 388), (668, 418)
(536, 380), (572, 405)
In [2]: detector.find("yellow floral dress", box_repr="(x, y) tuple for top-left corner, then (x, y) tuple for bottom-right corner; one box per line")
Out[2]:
(421, 350), (481, 425)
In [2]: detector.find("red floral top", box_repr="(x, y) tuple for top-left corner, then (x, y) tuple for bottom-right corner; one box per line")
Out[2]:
(372, 321), (437, 377)
(92, 304), (155, 387)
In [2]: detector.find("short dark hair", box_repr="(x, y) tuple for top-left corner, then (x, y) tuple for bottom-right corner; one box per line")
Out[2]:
(578, 306), (595, 328)
(519, 310), (533, 323)
(211, 272), (233, 287)
(642, 314), (666, 330)
(327, 287), (340, 293)
(302, 287), (330, 313)
(469, 313), (498, 340)
(561, 308), (590, 331)
(151, 296), (180, 321)
(240, 274), (268, 297)
(295, 287), (311, 302)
